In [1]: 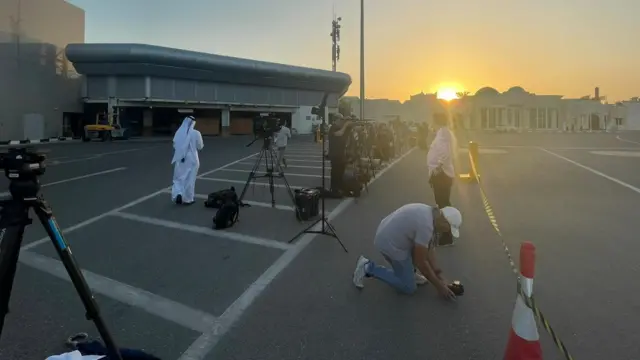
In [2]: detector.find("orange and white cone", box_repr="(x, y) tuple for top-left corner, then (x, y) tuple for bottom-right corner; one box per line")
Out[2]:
(504, 242), (543, 360)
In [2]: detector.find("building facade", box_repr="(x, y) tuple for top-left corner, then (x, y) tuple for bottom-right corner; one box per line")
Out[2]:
(350, 86), (629, 132)
(67, 43), (351, 137)
(0, 0), (84, 141)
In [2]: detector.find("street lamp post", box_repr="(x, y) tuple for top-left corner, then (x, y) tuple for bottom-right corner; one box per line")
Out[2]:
(360, 0), (365, 121)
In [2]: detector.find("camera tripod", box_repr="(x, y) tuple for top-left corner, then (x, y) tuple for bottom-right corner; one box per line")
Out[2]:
(289, 116), (347, 253)
(239, 136), (299, 213)
(0, 166), (123, 358)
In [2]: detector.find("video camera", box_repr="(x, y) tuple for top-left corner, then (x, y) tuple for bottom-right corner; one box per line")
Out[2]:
(0, 147), (46, 180)
(0, 147), (47, 199)
(252, 114), (282, 139)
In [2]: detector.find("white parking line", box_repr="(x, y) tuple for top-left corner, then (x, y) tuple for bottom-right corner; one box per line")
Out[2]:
(540, 147), (640, 194)
(0, 167), (127, 197)
(178, 147), (417, 360)
(111, 211), (293, 251)
(19, 251), (216, 332)
(199, 177), (305, 190)
(20, 152), (259, 251)
(616, 135), (640, 146)
(186, 192), (297, 211)
(217, 168), (328, 178)
(236, 162), (330, 169)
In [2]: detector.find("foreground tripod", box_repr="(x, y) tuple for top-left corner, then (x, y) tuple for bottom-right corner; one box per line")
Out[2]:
(0, 148), (122, 360)
(289, 100), (347, 252)
(239, 136), (299, 213)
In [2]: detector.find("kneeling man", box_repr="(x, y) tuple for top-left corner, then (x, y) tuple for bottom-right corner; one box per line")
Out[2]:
(352, 203), (462, 300)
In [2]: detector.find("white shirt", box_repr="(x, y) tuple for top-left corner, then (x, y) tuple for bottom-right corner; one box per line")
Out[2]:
(374, 203), (435, 261)
(427, 127), (455, 178)
(275, 126), (291, 148)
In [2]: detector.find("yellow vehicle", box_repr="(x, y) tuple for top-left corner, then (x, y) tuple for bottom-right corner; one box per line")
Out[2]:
(82, 111), (128, 142)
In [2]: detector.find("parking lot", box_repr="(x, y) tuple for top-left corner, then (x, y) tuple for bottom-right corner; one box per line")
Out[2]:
(2, 132), (640, 360)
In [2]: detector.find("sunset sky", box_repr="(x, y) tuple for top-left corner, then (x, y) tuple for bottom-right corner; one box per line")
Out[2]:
(67, 0), (640, 102)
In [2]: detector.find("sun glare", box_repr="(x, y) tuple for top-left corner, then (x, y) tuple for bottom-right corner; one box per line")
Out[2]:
(436, 88), (459, 101)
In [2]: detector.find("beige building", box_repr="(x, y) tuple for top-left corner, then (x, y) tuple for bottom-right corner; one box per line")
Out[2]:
(350, 86), (624, 132)
(0, 0), (85, 142)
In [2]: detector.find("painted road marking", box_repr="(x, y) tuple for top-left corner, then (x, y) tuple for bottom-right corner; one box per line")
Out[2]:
(217, 168), (328, 178)
(616, 136), (640, 146)
(19, 251), (217, 332)
(177, 147), (417, 360)
(236, 162), (330, 169)
(199, 177), (304, 190)
(20, 152), (260, 252)
(178, 191), (297, 212)
(0, 167), (127, 197)
(458, 148), (508, 154)
(590, 150), (640, 157)
(111, 212), (292, 250)
(540, 148), (640, 195)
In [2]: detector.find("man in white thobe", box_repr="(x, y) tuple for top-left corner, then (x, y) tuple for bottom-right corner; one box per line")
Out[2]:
(171, 116), (204, 205)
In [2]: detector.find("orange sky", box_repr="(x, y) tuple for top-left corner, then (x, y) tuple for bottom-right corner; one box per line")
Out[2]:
(69, 0), (640, 103)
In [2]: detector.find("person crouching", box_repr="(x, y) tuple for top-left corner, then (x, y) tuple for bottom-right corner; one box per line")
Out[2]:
(352, 203), (462, 300)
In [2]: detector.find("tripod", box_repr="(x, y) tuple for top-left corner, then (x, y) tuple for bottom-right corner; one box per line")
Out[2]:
(0, 156), (123, 359)
(239, 136), (299, 213)
(288, 121), (348, 252)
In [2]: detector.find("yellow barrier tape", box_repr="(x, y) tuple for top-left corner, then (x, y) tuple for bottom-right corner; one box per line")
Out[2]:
(467, 148), (574, 360)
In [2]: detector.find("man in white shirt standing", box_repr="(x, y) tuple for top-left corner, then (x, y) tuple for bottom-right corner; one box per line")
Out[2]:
(274, 120), (291, 173)
(352, 203), (462, 300)
(427, 115), (456, 209)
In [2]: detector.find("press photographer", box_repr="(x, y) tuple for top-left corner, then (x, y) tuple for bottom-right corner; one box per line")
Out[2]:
(273, 119), (291, 173)
(327, 113), (351, 196)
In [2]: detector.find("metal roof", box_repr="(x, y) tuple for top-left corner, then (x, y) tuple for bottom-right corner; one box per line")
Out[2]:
(66, 43), (351, 94)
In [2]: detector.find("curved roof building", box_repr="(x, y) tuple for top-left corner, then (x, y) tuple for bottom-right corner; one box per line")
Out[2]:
(66, 43), (351, 95)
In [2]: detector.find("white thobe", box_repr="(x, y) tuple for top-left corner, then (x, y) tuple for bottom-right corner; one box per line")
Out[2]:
(171, 122), (204, 203)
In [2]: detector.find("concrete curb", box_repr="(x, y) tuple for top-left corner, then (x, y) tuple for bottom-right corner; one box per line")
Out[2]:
(0, 137), (79, 146)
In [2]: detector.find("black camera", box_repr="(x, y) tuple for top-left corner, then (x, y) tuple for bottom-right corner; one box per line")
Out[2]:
(0, 147), (47, 180)
(252, 115), (282, 139)
(447, 280), (465, 296)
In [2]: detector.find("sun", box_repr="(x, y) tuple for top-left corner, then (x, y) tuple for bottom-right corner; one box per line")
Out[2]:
(436, 88), (459, 101)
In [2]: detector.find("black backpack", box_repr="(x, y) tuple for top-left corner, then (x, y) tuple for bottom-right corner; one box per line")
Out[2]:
(204, 187), (239, 209)
(213, 200), (239, 229)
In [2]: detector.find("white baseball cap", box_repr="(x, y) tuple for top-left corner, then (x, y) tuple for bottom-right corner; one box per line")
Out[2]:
(441, 206), (462, 238)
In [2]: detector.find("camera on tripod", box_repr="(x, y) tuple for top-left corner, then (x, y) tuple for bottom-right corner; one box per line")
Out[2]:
(252, 113), (282, 139)
(0, 147), (47, 179)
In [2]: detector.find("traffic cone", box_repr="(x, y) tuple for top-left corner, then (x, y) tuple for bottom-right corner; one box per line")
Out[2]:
(504, 242), (542, 360)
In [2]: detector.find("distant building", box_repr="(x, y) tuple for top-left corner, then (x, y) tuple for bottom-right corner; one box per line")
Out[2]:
(350, 86), (628, 132)
(0, 0), (85, 141)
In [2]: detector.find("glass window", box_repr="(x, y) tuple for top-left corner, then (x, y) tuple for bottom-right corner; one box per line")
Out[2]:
(306, 116), (311, 120)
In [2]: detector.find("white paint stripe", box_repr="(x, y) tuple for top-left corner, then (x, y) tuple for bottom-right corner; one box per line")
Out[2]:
(540, 148), (640, 194)
(616, 135), (640, 146)
(285, 158), (327, 163)
(198, 177), (304, 190)
(281, 154), (323, 158)
(2, 168), (127, 197)
(178, 147), (417, 360)
(216, 168), (328, 179)
(111, 211), (292, 251)
(41, 167), (127, 187)
(48, 148), (155, 165)
(19, 251), (216, 332)
(20, 152), (259, 251)
(188, 192), (297, 211)
(236, 162), (329, 169)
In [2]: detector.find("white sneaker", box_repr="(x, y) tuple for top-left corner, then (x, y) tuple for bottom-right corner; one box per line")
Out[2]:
(352, 256), (369, 289)
(414, 271), (428, 285)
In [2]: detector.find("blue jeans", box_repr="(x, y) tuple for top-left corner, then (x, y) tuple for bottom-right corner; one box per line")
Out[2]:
(365, 255), (416, 295)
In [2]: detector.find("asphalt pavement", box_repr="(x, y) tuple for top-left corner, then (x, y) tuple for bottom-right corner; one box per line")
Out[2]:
(1, 132), (639, 360)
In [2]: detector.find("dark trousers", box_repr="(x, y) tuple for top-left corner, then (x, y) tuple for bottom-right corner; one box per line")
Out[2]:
(430, 171), (453, 208)
(330, 158), (347, 192)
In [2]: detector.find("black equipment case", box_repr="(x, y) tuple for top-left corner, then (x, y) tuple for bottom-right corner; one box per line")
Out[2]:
(295, 188), (320, 221)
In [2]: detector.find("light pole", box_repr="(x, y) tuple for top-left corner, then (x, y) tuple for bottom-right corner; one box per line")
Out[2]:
(359, 0), (365, 121)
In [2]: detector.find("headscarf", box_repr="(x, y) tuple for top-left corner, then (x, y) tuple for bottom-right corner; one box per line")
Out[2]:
(171, 116), (195, 164)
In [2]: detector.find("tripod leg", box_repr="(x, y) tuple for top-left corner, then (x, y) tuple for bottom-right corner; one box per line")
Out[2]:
(0, 205), (30, 340)
(239, 150), (265, 204)
(267, 149), (276, 207)
(32, 203), (123, 360)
